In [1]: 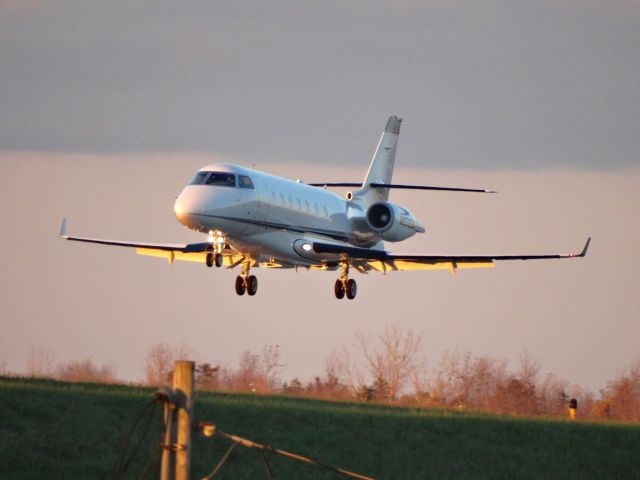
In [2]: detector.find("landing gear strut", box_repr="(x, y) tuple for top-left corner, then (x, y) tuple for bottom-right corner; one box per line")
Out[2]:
(334, 261), (357, 300)
(235, 259), (258, 296)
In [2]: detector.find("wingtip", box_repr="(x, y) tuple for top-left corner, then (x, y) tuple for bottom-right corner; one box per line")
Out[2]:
(580, 237), (591, 257)
(59, 218), (67, 238)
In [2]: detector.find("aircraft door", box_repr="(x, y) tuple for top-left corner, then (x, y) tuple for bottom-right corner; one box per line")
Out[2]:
(252, 175), (270, 224)
(236, 174), (269, 235)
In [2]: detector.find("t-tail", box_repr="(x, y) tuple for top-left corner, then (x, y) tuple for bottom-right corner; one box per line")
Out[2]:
(354, 115), (402, 206)
(307, 115), (495, 200)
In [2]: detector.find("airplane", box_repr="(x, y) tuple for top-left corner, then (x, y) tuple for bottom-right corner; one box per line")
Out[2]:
(59, 116), (590, 300)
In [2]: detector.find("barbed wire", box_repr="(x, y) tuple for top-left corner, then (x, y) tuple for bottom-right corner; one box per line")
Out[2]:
(119, 378), (377, 480)
(195, 421), (377, 480)
(201, 442), (238, 479)
(113, 398), (161, 480)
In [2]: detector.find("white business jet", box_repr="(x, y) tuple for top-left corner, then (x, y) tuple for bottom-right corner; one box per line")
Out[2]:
(60, 116), (589, 299)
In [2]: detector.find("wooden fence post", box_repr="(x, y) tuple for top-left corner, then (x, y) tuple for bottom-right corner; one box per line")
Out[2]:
(173, 360), (195, 480)
(159, 361), (195, 480)
(160, 397), (176, 480)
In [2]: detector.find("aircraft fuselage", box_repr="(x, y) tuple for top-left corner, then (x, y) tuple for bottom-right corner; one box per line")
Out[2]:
(173, 163), (423, 268)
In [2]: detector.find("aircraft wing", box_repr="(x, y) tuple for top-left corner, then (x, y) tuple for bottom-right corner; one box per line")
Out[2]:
(58, 218), (248, 267)
(312, 238), (590, 273)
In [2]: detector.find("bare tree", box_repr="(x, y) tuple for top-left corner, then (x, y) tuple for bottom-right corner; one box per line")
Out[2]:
(26, 347), (57, 378)
(328, 346), (364, 398)
(518, 350), (541, 387)
(537, 372), (570, 416)
(598, 360), (640, 421)
(515, 350), (541, 415)
(144, 343), (194, 386)
(409, 361), (430, 403)
(258, 345), (283, 392)
(320, 351), (349, 399)
(56, 359), (117, 383)
(357, 323), (423, 402)
(429, 351), (461, 405)
(145, 343), (174, 385)
(233, 350), (260, 392)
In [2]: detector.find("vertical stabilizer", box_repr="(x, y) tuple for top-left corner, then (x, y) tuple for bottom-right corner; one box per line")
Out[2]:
(357, 116), (402, 204)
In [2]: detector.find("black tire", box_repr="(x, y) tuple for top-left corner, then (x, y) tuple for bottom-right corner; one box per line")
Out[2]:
(334, 279), (345, 299)
(214, 253), (223, 268)
(235, 276), (246, 295)
(247, 275), (258, 296)
(206, 253), (214, 268)
(346, 279), (357, 299)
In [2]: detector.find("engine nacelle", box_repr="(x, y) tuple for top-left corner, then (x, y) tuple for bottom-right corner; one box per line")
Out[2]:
(365, 202), (424, 242)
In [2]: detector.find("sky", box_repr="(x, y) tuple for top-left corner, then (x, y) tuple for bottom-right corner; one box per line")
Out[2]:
(1, 1), (639, 391)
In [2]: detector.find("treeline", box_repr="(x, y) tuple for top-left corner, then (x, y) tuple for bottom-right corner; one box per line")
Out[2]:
(9, 326), (640, 422)
(19, 347), (118, 383)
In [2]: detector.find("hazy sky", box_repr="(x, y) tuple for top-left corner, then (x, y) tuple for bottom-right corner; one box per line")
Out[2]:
(1, 1), (639, 391)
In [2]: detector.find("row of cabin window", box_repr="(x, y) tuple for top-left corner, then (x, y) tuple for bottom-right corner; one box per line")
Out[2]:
(190, 172), (328, 218)
(270, 191), (329, 218)
(190, 171), (255, 189)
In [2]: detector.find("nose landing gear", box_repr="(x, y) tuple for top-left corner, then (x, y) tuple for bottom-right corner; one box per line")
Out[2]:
(334, 261), (357, 300)
(205, 231), (225, 268)
(205, 252), (223, 268)
(235, 259), (258, 296)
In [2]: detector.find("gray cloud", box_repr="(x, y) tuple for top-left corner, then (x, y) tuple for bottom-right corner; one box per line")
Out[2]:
(1, 1), (638, 168)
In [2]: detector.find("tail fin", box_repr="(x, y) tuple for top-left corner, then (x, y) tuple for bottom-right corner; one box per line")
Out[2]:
(360, 116), (402, 203)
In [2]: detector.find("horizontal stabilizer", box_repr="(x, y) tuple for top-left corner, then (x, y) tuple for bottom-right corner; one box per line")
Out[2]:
(308, 182), (496, 193)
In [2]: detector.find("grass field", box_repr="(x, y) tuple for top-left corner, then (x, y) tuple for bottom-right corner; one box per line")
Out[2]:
(1, 376), (639, 479)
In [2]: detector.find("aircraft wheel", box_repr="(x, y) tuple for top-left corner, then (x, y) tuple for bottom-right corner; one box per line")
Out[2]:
(247, 275), (258, 296)
(235, 276), (246, 296)
(214, 253), (223, 268)
(334, 279), (345, 299)
(206, 253), (214, 268)
(346, 279), (357, 300)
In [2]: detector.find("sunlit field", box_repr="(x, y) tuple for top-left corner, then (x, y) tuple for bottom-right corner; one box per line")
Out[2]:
(1, 377), (639, 479)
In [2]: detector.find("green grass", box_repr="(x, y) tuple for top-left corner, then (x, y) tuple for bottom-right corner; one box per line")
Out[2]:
(1, 377), (639, 479)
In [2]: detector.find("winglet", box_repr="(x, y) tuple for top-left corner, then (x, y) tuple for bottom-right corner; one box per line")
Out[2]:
(579, 237), (591, 257)
(59, 218), (68, 238)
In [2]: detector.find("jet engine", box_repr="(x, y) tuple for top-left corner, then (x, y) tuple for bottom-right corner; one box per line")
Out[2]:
(365, 201), (424, 242)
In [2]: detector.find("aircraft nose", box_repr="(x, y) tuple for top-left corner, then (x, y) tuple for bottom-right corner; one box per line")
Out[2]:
(174, 189), (198, 226)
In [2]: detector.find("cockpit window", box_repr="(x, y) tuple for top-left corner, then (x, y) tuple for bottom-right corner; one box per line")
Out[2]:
(189, 171), (210, 185)
(239, 175), (255, 189)
(205, 172), (236, 187)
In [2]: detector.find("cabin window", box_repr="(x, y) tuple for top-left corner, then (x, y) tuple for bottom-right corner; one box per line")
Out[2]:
(205, 172), (236, 187)
(189, 171), (210, 185)
(305, 200), (309, 212)
(314, 202), (319, 215)
(288, 195), (293, 208)
(280, 193), (285, 206)
(239, 175), (255, 189)
(296, 198), (302, 209)
(323, 205), (328, 217)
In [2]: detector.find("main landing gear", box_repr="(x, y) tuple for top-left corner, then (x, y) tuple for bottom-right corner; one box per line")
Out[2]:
(204, 231), (257, 297)
(334, 261), (357, 300)
(235, 259), (258, 296)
